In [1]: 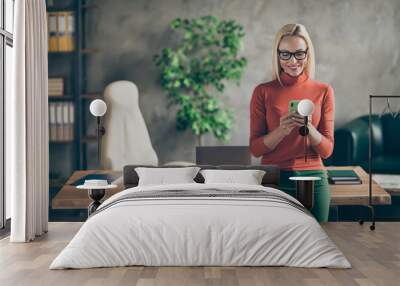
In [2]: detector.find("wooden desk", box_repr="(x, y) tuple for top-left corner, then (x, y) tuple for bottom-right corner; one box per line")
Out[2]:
(51, 166), (391, 209)
(328, 166), (391, 206)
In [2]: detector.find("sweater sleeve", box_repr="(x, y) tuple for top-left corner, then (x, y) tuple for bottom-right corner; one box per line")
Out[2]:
(313, 85), (335, 159)
(249, 85), (272, 157)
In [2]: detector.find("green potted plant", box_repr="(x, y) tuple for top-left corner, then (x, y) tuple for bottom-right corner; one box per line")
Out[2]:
(153, 15), (247, 145)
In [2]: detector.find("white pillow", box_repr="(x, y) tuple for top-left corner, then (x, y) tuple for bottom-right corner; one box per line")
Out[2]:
(135, 167), (200, 186)
(200, 169), (266, 185)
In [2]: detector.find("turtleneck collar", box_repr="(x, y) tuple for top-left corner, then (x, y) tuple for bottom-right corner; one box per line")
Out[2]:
(280, 71), (309, 86)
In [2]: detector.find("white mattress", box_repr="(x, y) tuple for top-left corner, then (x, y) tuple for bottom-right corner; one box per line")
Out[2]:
(50, 183), (351, 269)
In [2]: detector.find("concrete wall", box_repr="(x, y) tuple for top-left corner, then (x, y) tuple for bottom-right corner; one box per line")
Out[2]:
(85, 0), (400, 164)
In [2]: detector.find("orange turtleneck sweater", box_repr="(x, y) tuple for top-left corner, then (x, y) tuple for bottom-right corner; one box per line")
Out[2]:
(249, 72), (335, 170)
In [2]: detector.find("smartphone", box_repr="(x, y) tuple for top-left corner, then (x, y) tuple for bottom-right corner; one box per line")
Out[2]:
(289, 100), (300, 114)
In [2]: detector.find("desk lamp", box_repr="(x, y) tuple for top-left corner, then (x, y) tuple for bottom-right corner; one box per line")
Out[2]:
(297, 99), (314, 162)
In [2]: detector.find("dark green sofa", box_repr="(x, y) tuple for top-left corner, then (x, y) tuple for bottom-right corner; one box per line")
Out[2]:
(329, 114), (400, 174)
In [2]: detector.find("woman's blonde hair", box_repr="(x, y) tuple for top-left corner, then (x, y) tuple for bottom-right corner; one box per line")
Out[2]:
(272, 24), (315, 85)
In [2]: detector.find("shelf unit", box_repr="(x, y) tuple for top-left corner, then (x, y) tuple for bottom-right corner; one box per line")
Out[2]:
(47, 0), (100, 186)
(76, 1), (102, 169)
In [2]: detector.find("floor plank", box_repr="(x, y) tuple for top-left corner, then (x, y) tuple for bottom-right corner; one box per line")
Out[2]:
(0, 222), (399, 286)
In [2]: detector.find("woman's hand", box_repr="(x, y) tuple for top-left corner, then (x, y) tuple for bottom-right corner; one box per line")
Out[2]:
(279, 113), (304, 135)
(290, 113), (322, 146)
(288, 113), (312, 126)
(262, 113), (312, 151)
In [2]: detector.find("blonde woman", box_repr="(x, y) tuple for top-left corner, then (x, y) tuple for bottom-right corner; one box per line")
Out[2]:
(249, 24), (334, 222)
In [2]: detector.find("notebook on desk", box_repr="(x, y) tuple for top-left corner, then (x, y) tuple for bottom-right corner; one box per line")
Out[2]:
(69, 174), (119, 187)
(328, 170), (362, 185)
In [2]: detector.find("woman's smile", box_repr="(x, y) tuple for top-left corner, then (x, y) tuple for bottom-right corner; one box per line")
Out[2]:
(287, 65), (300, 70)
(284, 63), (303, 76)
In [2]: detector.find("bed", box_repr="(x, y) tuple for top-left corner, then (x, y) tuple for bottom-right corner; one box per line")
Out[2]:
(50, 165), (351, 269)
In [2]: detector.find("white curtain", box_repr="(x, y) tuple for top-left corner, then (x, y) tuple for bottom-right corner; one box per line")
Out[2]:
(8, 0), (48, 242)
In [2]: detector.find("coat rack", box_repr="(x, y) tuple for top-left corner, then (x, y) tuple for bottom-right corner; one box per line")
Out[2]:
(360, 95), (400, 230)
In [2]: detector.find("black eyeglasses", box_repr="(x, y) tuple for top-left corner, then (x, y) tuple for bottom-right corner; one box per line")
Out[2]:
(278, 48), (308, 61)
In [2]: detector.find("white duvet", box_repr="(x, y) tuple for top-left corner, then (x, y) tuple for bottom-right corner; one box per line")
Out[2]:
(50, 183), (351, 269)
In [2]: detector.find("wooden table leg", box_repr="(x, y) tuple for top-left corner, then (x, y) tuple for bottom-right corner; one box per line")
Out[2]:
(295, 180), (315, 210)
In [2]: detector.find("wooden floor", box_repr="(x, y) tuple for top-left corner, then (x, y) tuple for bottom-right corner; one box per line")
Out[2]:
(0, 222), (399, 286)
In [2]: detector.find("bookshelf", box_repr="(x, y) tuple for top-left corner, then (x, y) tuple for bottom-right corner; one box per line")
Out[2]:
(47, 0), (100, 189)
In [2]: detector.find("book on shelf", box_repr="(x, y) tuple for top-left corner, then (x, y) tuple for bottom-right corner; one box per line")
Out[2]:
(47, 12), (75, 52)
(48, 13), (58, 51)
(49, 103), (56, 141)
(327, 169), (362, 185)
(48, 77), (64, 96)
(58, 12), (67, 51)
(49, 102), (74, 142)
(66, 12), (75, 51)
(68, 102), (74, 141)
(56, 103), (63, 140)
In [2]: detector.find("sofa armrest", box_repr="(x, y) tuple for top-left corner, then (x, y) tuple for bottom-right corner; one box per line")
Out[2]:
(332, 118), (368, 165)
(332, 115), (383, 165)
